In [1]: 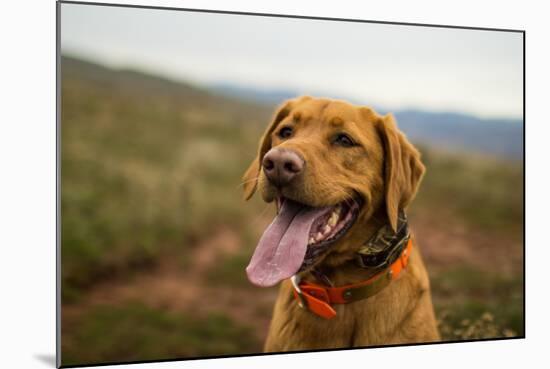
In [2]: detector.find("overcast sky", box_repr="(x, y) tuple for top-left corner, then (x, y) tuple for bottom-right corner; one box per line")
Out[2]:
(61, 3), (523, 119)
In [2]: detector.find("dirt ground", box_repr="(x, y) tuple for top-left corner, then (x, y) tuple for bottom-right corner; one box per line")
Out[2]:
(411, 210), (523, 275)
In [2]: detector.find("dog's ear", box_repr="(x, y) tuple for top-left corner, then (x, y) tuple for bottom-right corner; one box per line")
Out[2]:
(242, 98), (300, 200)
(376, 113), (425, 231)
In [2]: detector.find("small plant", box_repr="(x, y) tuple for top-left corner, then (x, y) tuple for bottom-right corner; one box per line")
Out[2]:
(438, 311), (517, 340)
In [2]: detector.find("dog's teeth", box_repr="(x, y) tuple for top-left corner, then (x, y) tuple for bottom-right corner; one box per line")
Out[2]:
(316, 232), (323, 240)
(309, 237), (315, 245)
(328, 213), (338, 226)
(323, 224), (331, 234)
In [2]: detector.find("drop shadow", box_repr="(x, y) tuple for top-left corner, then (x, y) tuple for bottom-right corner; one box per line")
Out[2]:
(34, 353), (57, 367)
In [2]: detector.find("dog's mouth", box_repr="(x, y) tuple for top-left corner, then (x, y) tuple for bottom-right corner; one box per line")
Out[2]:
(246, 196), (361, 287)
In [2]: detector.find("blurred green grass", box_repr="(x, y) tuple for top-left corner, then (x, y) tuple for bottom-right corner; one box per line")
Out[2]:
(207, 252), (255, 288)
(61, 56), (523, 365)
(415, 145), (523, 235)
(62, 303), (259, 366)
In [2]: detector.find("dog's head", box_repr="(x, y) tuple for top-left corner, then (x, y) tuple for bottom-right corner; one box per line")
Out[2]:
(243, 96), (425, 287)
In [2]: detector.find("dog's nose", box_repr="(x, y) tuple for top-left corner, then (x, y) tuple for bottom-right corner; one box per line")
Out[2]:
(262, 148), (304, 186)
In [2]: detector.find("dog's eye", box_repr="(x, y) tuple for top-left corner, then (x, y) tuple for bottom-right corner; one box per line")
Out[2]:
(333, 133), (356, 147)
(278, 126), (293, 139)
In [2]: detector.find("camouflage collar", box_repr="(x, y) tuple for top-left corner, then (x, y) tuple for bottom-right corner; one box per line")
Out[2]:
(355, 210), (410, 271)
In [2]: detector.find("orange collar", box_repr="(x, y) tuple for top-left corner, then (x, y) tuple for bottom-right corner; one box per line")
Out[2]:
(291, 238), (413, 319)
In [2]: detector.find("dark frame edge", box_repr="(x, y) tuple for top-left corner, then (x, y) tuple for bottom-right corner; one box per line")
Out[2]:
(56, 0), (62, 368)
(522, 30), (526, 339)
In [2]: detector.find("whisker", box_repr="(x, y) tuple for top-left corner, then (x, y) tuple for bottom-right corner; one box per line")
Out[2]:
(236, 175), (259, 189)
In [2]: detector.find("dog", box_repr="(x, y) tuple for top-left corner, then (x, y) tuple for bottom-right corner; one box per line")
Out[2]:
(242, 96), (440, 351)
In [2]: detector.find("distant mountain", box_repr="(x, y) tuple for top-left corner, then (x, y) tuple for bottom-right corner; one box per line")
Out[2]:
(61, 55), (272, 121)
(209, 83), (301, 105)
(392, 110), (523, 159)
(208, 82), (375, 106)
(209, 82), (523, 160)
(63, 55), (210, 99)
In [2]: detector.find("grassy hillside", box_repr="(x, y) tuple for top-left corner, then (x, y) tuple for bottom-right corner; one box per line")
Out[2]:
(61, 56), (272, 300)
(61, 56), (523, 366)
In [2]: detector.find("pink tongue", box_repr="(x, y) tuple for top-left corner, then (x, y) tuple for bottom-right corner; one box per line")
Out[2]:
(246, 199), (329, 287)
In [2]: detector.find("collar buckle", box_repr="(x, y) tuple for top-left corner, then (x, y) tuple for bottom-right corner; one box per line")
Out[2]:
(290, 275), (307, 309)
(291, 275), (337, 319)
